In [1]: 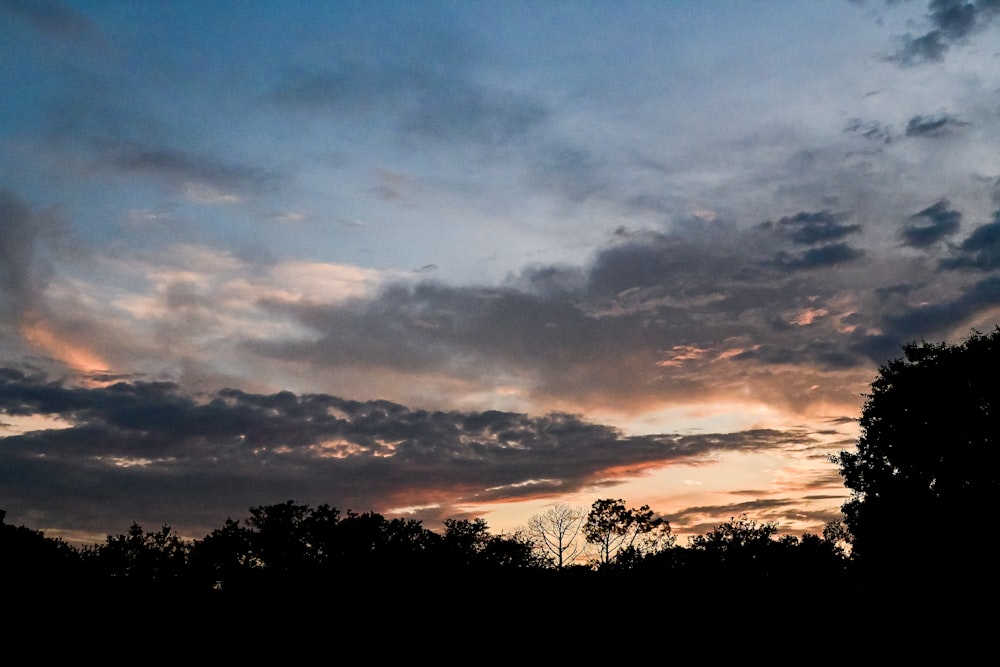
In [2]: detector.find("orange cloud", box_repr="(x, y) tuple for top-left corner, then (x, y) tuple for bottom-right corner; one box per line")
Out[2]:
(20, 317), (107, 372)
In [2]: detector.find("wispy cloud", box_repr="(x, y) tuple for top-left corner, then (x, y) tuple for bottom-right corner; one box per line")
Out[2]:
(96, 140), (281, 199)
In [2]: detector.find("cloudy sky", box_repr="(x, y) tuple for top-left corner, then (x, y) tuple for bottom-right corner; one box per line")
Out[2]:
(2, 0), (1000, 546)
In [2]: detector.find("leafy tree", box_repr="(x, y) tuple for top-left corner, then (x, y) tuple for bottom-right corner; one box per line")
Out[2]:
(584, 498), (671, 568)
(243, 499), (316, 576)
(190, 503), (442, 589)
(481, 529), (547, 570)
(84, 522), (189, 588)
(835, 328), (1000, 582)
(330, 510), (437, 571)
(188, 518), (259, 590)
(1, 509), (82, 593)
(439, 517), (491, 566)
(526, 503), (586, 569)
(672, 515), (849, 597)
(438, 517), (545, 570)
(686, 514), (779, 557)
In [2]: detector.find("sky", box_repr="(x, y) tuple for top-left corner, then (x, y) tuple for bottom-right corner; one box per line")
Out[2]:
(2, 0), (1000, 547)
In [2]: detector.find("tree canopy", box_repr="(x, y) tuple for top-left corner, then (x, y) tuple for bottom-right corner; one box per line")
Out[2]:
(836, 328), (1000, 581)
(583, 498), (672, 567)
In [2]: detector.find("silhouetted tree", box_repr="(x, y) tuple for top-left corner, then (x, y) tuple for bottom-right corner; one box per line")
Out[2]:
(835, 328), (1000, 592)
(330, 510), (437, 572)
(438, 517), (544, 571)
(243, 500), (315, 578)
(0, 509), (82, 594)
(188, 518), (259, 591)
(439, 517), (491, 566)
(189, 503), (444, 591)
(526, 503), (585, 569)
(84, 522), (189, 589)
(687, 513), (779, 556)
(584, 498), (671, 568)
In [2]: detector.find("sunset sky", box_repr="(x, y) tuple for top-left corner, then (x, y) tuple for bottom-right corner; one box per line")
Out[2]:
(3, 0), (1000, 546)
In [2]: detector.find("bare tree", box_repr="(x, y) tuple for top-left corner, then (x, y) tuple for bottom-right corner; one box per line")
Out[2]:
(526, 503), (586, 569)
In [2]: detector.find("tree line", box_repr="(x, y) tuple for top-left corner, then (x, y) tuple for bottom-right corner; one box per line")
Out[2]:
(1, 497), (847, 599)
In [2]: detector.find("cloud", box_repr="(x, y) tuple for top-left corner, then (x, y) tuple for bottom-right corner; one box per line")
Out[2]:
(0, 190), (109, 371)
(667, 498), (805, 536)
(845, 118), (893, 145)
(900, 198), (962, 247)
(269, 59), (549, 149)
(0, 190), (72, 348)
(769, 243), (866, 271)
(400, 80), (549, 147)
(268, 62), (408, 113)
(888, 0), (1000, 65)
(759, 211), (861, 245)
(97, 140), (280, 197)
(940, 210), (1000, 270)
(0, 191), (42, 321)
(0, 0), (97, 40)
(0, 369), (811, 540)
(904, 113), (968, 138)
(883, 274), (1000, 333)
(527, 144), (610, 204)
(928, 0), (988, 40)
(892, 30), (950, 65)
(844, 113), (968, 144)
(754, 214), (867, 273)
(237, 222), (882, 418)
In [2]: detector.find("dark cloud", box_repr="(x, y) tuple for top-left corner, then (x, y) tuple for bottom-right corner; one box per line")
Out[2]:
(844, 118), (893, 144)
(888, 0), (1000, 65)
(400, 82), (548, 147)
(940, 211), (1000, 270)
(0, 190), (61, 324)
(0, 369), (808, 541)
(586, 232), (740, 297)
(0, 0), (97, 39)
(0, 192), (39, 320)
(883, 274), (1000, 334)
(892, 30), (949, 65)
(97, 140), (280, 194)
(667, 478), (850, 537)
(845, 113), (967, 143)
(667, 498), (802, 537)
(824, 416), (860, 426)
(268, 62), (411, 113)
(513, 264), (587, 298)
(929, 0), (983, 39)
(900, 198), (962, 247)
(769, 243), (866, 271)
(759, 211), (861, 245)
(528, 144), (610, 203)
(755, 212), (866, 272)
(734, 340), (861, 371)
(270, 61), (549, 148)
(848, 331), (912, 365)
(904, 113), (968, 138)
